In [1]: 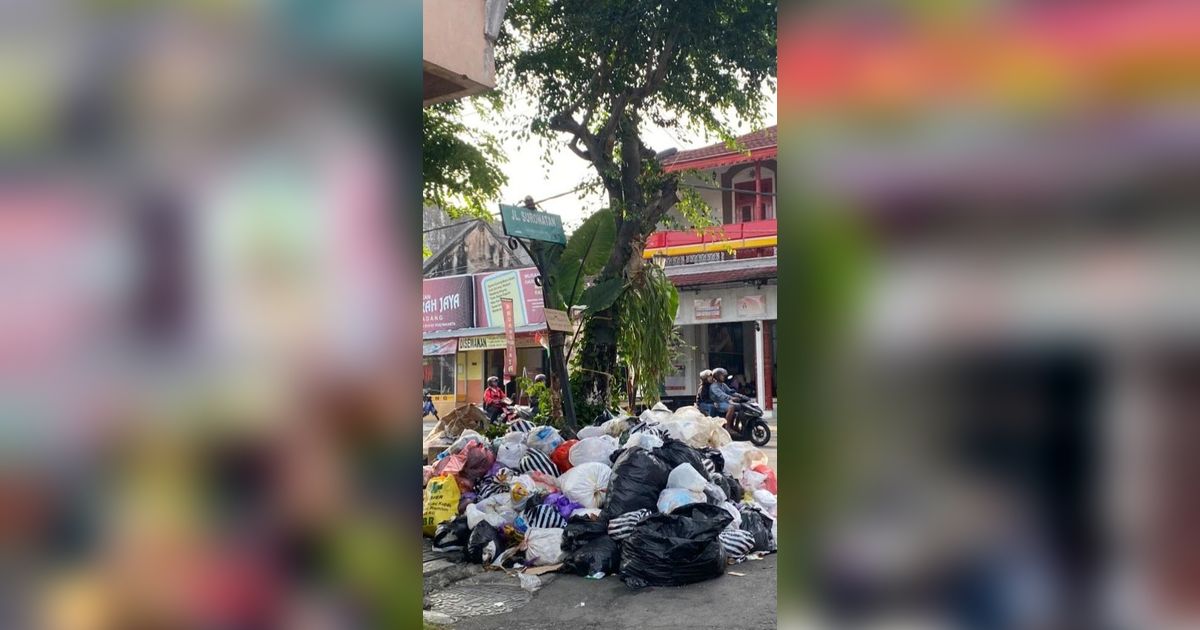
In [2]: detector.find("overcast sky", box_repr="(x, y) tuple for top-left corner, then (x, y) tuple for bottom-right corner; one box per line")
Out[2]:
(457, 92), (777, 232)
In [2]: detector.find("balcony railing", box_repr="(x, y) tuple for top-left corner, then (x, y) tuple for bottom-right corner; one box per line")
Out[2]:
(645, 219), (777, 249)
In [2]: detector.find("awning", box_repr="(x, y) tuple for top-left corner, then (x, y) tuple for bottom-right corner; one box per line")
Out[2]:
(666, 258), (778, 288)
(422, 323), (547, 341)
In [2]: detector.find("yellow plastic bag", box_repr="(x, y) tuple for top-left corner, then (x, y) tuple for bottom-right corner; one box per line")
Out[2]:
(423, 474), (461, 536)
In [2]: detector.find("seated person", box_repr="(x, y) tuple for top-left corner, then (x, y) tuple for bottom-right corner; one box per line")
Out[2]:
(695, 369), (715, 416)
(483, 376), (507, 424)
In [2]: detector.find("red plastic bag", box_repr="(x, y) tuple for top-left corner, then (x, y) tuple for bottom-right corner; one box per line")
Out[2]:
(460, 442), (496, 484)
(552, 439), (578, 473)
(751, 464), (777, 495)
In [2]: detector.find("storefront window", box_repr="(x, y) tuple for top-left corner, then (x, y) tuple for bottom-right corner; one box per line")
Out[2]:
(707, 322), (746, 382)
(422, 355), (456, 395)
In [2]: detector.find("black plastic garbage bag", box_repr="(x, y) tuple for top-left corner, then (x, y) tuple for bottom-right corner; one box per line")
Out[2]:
(562, 515), (609, 553)
(603, 448), (671, 518)
(619, 503), (732, 589)
(739, 508), (774, 552)
(563, 535), (621, 576)
(432, 515), (470, 552)
(465, 522), (504, 564)
(654, 438), (708, 479)
(710, 473), (743, 503)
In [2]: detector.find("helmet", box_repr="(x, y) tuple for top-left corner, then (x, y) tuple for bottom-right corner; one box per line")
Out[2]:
(487, 376), (500, 387)
(699, 369), (713, 379)
(712, 368), (728, 380)
(534, 374), (546, 383)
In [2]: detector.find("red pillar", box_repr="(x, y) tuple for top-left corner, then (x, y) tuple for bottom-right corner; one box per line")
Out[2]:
(763, 321), (774, 410)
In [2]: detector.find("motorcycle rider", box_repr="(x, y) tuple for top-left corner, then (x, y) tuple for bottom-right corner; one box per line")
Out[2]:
(529, 373), (547, 410)
(696, 369), (715, 416)
(710, 367), (744, 432)
(484, 376), (508, 424)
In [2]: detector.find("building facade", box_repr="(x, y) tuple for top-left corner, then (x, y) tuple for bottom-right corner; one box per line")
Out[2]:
(652, 126), (779, 415)
(422, 220), (550, 416)
(423, 0), (509, 105)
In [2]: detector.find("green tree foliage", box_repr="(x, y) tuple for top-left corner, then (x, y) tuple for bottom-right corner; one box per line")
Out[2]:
(497, 0), (777, 407)
(422, 98), (508, 219)
(615, 264), (682, 407)
(548, 208), (616, 308)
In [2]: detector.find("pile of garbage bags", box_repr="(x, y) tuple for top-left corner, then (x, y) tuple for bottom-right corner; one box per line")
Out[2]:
(423, 403), (777, 589)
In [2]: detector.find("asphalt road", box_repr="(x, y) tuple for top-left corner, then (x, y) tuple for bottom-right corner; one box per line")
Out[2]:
(431, 554), (777, 630)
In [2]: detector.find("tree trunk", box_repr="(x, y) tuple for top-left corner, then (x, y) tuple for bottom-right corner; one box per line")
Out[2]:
(575, 305), (619, 417)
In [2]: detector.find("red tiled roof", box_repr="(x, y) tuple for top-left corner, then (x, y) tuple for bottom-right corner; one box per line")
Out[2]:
(669, 264), (777, 288)
(661, 126), (778, 171)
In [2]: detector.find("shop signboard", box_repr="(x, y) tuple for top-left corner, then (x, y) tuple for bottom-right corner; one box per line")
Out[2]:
(501, 298), (517, 375)
(422, 339), (458, 356)
(423, 274), (474, 333)
(459, 335), (507, 350)
(737, 294), (767, 317)
(694, 297), (722, 321)
(543, 308), (573, 333)
(499, 204), (566, 244)
(474, 267), (545, 327)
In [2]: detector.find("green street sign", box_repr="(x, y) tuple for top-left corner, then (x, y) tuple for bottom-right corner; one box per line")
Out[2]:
(500, 204), (566, 245)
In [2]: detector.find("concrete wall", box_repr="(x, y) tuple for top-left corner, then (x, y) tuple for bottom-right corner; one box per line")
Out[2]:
(424, 0), (493, 103)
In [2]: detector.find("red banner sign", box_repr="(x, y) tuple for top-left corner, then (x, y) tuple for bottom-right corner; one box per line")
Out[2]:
(501, 298), (517, 376)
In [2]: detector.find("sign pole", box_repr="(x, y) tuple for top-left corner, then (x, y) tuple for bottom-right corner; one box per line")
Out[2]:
(501, 201), (578, 432)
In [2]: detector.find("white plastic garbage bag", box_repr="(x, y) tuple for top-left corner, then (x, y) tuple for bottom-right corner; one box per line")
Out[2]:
(465, 504), (504, 530)
(709, 427), (732, 448)
(557, 462), (612, 509)
(519, 573), (542, 592)
(667, 462), (709, 492)
(741, 468), (768, 493)
(525, 426), (564, 455)
(524, 527), (566, 566)
(569, 435), (619, 467)
(448, 430), (485, 454)
(496, 435), (529, 469)
(720, 443), (769, 478)
(665, 416), (726, 449)
(639, 404), (672, 425)
(656, 487), (706, 514)
(753, 489), (778, 520)
(466, 493), (517, 529)
(624, 431), (663, 451)
(672, 405), (707, 422)
(600, 416), (632, 438)
(576, 425), (606, 439)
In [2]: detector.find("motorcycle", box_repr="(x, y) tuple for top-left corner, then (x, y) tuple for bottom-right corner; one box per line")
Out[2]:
(727, 396), (771, 446)
(502, 402), (535, 424)
(489, 397), (534, 425)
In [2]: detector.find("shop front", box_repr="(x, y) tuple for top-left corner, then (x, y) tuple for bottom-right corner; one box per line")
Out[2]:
(422, 267), (551, 417)
(664, 281), (778, 414)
